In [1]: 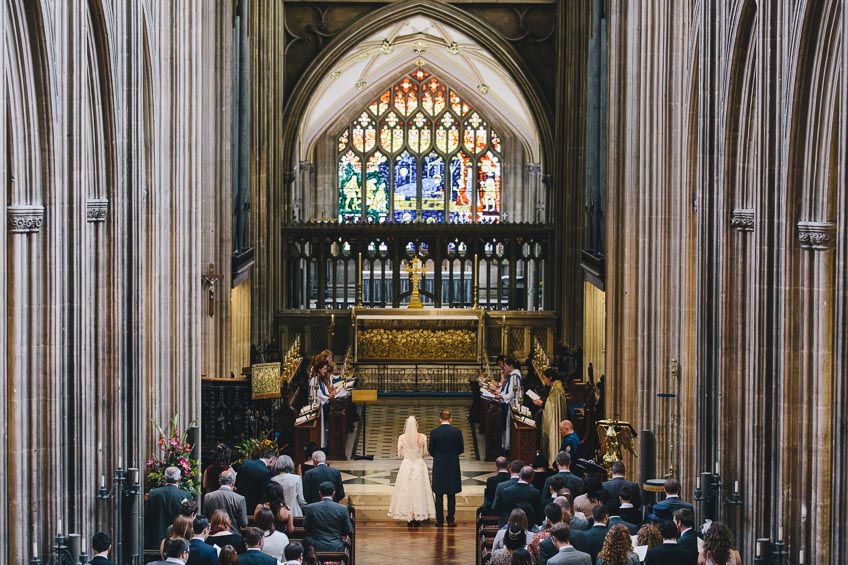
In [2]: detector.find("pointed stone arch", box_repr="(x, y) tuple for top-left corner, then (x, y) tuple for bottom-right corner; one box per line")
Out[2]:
(282, 0), (552, 175)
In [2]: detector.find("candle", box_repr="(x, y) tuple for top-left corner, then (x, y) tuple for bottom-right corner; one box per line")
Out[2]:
(100, 475), (105, 489)
(715, 461), (720, 475)
(33, 542), (38, 559)
(82, 537), (86, 553)
(695, 477), (700, 489)
(778, 526), (784, 541)
(799, 549), (804, 564)
(58, 518), (63, 534)
(755, 542), (760, 557)
(734, 480), (739, 493)
(118, 456), (123, 469)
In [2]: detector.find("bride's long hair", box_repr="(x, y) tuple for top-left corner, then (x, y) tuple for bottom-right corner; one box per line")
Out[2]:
(400, 415), (420, 448)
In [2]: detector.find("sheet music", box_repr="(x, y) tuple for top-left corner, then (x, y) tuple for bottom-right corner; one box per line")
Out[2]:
(526, 389), (541, 401)
(633, 543), (648, 561)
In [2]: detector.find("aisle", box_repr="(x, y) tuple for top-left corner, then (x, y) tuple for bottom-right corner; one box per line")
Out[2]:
(354, 521), (476, 565)
(330, 396), (492, 522)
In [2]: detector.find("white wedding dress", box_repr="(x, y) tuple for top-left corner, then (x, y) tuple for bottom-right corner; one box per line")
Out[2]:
(387, 416), (437, 522)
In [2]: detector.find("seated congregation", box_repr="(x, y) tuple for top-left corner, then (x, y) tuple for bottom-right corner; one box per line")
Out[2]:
(476, 455), (741, 565)
(143, 447), (354, 565)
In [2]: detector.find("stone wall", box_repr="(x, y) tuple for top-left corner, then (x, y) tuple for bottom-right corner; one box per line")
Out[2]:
(605, 1), (847, 562)
(1, 1), (233, 561)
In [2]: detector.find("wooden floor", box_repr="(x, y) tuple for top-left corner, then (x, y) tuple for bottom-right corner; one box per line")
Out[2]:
(355, 521), (476, 564)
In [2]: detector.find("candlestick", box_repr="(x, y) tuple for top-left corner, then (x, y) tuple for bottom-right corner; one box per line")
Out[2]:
(734, 480), (739, 493)
(778, 526), (784, 541)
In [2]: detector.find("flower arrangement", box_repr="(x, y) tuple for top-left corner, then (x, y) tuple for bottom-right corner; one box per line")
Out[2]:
(233, 432), (276, 468)
(146, 413), (201, 497)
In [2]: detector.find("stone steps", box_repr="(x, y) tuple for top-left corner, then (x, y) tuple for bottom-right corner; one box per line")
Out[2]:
(345, 491), (484, 522)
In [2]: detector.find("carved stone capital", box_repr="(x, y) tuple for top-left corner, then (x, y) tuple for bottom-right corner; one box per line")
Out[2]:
(86, 198), (109, 223)
(299, 161), (314, 173)
(283, 171), (297, 185)
(525, 163), (542, 175)
(797, 221), (836, 251)
(7, 205), (45, 233)
(730, 208), (755, 232)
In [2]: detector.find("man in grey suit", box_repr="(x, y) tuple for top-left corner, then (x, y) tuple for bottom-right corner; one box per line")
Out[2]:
(202, 471), (248, 534)
(302, 481), (352, 553)
(547, 523), (592, 565)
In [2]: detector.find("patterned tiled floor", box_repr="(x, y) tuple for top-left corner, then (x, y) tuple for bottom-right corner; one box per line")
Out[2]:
(331, 397), (494, 522)
(353, 397), (479, 460)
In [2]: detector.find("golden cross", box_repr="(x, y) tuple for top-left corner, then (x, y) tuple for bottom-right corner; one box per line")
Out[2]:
(405, 257), (424, 309)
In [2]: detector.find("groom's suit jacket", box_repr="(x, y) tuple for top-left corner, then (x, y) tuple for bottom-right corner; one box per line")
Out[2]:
(430, 423), (464, 495)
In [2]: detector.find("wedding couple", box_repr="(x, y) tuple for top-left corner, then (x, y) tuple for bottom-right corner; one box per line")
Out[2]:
(387, 409), (464, 527)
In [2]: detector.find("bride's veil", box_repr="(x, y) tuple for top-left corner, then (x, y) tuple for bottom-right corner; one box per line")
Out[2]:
(400, 415), (419, 449)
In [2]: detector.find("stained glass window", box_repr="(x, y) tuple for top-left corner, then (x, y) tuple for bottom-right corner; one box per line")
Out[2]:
(365, 152), (390, 223)
(338, 150), (362, 222)
(338, 68), (502, 223)
(422, 152), (445, 223)
(393, 151), (417, 223)
(477, 151), (501, 223)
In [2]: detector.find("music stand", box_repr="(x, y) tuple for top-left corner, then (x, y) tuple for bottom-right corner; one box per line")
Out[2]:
(352, 390), (377, 460)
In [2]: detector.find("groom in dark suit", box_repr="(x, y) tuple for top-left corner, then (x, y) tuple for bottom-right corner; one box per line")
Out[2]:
(430, 409), (464, 527)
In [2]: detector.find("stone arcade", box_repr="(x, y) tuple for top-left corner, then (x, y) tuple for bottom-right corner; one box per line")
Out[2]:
(2, 1), (846, 564)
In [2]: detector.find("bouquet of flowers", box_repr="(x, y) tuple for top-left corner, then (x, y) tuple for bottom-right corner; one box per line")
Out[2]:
(146, 413), (201, 497)
(233, 432), (276, 468)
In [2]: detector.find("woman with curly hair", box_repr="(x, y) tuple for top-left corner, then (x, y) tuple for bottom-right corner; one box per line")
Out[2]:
(597, 524), (639, 565)
(699, 522), (741, 565)
(636, 523), (663, 549)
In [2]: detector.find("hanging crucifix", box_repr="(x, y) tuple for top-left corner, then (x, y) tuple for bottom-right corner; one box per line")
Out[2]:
(201, 263), (224, 317)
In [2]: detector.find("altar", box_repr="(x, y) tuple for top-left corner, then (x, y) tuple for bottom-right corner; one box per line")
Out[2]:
(352, 307), (484, 363)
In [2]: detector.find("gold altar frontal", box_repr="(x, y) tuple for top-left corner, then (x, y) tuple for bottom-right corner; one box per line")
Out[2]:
(353, 308), (484, 363)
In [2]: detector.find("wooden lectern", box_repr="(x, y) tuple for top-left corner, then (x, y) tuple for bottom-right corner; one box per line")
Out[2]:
(510, 419), (537, 464)
(352, 390), (377, 460)
(293, 417), (321, 471)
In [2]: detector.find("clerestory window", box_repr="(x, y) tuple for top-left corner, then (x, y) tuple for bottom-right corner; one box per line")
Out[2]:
(338, 68), (502, 224)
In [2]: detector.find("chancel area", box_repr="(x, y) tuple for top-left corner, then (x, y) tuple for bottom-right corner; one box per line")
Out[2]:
(3, 1), (847, 564)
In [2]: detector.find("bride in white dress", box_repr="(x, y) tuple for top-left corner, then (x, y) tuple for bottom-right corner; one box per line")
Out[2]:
(387, 415), (437, 526)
